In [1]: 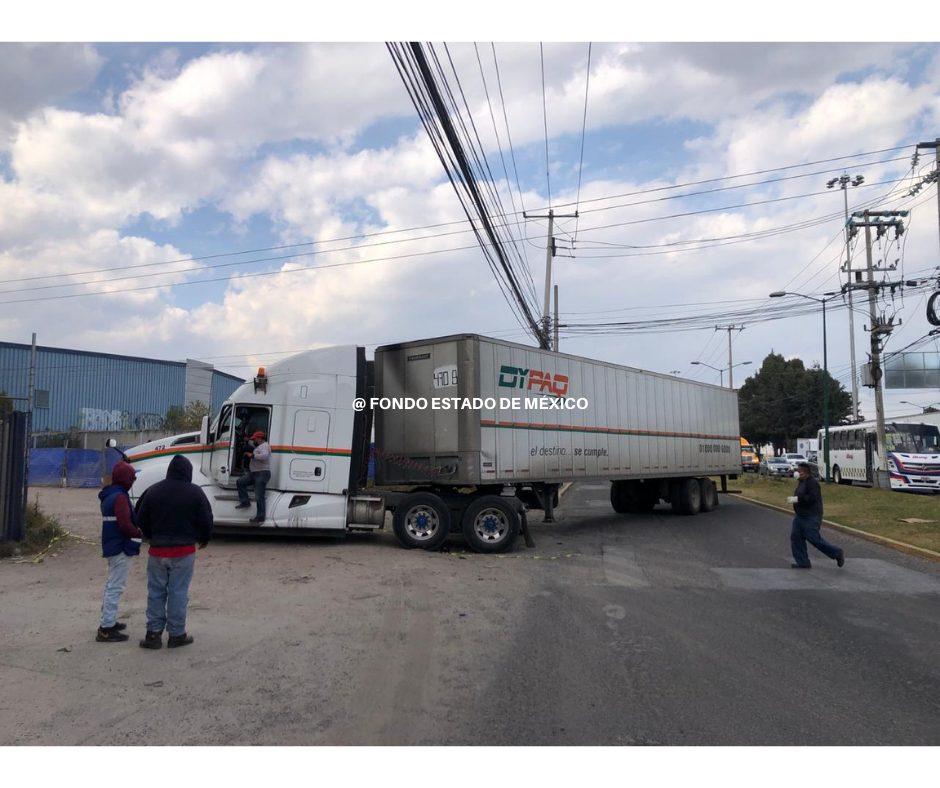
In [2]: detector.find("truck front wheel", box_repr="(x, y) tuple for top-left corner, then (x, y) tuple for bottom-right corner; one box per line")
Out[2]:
(461, 496), (520, 553)
(393, 492), (451, 550)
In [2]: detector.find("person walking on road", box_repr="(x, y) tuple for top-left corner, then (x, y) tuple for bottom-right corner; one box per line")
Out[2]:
(235, 430), (271, 524)
(96, 461), (143, 643)
(788, 461), (845, 569)
(136, 454), (213, 649)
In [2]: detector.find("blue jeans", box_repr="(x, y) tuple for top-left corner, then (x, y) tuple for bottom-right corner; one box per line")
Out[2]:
(237, 470), (270, 519)
(100, 553), (132, 628)
(146, 553), (196, 636)
(791, 514), (842, 567)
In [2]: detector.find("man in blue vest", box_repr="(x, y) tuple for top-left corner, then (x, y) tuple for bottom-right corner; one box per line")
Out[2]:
(96, 461), (143, 642)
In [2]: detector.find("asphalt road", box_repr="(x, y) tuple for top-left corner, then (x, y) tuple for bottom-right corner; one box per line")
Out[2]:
(1, 484), (938, 745)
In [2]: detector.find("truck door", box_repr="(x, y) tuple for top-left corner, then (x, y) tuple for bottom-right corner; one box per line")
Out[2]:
(229, 405), (272, 481)
(209, 403), (234, 487)
(288, 409), (332, 490)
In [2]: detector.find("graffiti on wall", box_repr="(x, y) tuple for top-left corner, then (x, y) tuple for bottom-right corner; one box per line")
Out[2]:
(79, 407), (165, 432)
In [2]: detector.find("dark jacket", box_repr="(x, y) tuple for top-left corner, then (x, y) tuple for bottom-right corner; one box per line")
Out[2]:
(138, 455), (213, 547)
(793, 475), (823, 519)
(99, 462), (143, 557)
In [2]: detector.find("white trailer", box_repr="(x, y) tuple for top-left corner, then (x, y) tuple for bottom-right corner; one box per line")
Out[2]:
(126, 334), (741, 553)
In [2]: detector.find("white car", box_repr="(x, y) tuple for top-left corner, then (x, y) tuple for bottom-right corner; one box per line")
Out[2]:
(782, 453), (808, 471)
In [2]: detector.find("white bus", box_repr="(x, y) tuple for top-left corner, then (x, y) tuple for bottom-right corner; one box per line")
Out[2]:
(820, 420), (940, 493)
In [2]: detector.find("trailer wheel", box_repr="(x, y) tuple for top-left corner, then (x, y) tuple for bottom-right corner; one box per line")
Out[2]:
(393, 492), (451, 550)
(610, 481), (630, 513)
(673, 478), (701, 516)
(635, 482), (659, 513)
(461, 496), (519, 553)
(698, 478), (718, 512)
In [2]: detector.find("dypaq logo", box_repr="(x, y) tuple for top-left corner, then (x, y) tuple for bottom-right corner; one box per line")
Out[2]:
(498, 365), (570, 397)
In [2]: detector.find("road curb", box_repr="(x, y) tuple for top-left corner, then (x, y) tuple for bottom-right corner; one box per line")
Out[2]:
(732, 494), (940, 564)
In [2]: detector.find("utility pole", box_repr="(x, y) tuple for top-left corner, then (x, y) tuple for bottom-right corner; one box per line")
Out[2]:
(524, 208), (578, 349)
(828, 173), (864, 420)
(715, 324), (744, 388)
(553, 284), (559, 352)
(24, 331), (37, 511)
(848, 210), (908, 489)
(915, 138), (940, 255)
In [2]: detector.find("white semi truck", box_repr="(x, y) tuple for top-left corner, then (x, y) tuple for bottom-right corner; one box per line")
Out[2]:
(126, 334), (742, 553)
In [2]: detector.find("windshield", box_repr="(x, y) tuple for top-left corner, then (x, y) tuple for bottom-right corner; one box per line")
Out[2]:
(885, 423), (940, 454)
(742, 445), (756, 453)
(786, 454), (805, 460)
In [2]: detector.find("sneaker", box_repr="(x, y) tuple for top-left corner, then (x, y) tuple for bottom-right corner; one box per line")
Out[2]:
(167, 633), (194, 649)
(234, 502), (251, 510)
(836, 551), (845, 568)
(139, 631), (163, 650)
(249, 516), (265, 524)
(790, 563), (811, 569)
(96, 625), (129, 642)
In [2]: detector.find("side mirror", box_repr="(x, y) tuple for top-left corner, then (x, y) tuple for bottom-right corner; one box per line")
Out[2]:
(200, 415), (210, 446)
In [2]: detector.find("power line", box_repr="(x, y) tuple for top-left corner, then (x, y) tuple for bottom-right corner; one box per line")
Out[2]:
(527, 144), (916, 214)
(572, 42), (592, 243)
(539, 42), (552, 208)
(0, 148), (914, 289)
(1, 178), (919, 301)
(387, 41), (544, 343)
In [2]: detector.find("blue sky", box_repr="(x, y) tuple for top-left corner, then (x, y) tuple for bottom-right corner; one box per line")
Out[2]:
(0, 41), (938, 421)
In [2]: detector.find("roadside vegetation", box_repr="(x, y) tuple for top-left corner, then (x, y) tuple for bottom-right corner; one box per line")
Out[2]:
(735, 474), (940, 553)
(0, 501), (66, 559)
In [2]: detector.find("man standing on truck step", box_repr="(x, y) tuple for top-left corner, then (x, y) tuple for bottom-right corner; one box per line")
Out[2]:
(235, 430), (271, 524)
(96, 461), (143, 643)
(788, 461), (845, 569)
(137, 454), (213, 649)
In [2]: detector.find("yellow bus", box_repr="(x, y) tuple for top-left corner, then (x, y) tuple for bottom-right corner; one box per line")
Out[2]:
(740, 437), (759, 473)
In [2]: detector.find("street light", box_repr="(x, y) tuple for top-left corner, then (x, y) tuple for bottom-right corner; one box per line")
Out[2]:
(900, 400), (940, 413)
(691, 360), (752, 387)
(769, 289), (839, 482)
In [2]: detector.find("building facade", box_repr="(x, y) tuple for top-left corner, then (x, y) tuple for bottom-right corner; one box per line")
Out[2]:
(0, 341), (242, 434)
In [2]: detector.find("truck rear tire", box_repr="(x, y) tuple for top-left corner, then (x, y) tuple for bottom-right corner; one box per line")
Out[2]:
(698, 478), (718, 512)
(673, 478), (701, 515)
(461, 496), (519, 553)
(393, 492), (451, 550)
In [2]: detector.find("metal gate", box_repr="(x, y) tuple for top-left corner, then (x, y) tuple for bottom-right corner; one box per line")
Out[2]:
(0, 411), (28, 542)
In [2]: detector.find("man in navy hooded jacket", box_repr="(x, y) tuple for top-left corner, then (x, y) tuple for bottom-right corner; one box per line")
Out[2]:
(137, 454), (213, 649)
(97, 461), (143, 643)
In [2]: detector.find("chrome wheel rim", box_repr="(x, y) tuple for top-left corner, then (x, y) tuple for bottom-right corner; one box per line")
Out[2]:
(473, 507), (509, 543)
(404, 505), (439, 541)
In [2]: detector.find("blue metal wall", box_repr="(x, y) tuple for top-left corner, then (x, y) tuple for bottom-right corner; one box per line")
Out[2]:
(0, 342), (243, 433)
(211, 370), (243, 415)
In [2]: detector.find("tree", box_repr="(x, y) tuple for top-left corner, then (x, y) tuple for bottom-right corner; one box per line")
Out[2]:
(738, 352), (852, 450)
(164, 401), (210, 432)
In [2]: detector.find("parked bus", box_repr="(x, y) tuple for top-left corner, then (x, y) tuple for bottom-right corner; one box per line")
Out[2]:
(820, 420), (940, 493)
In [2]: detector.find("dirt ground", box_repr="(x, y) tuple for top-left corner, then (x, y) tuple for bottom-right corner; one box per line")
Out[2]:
(1, 487), (536, 745)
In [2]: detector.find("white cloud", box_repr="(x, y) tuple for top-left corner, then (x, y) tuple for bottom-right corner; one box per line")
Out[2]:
(0, 43), (102, 147)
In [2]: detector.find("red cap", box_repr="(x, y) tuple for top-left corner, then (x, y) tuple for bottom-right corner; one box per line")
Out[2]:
(251, 431), (266, 441)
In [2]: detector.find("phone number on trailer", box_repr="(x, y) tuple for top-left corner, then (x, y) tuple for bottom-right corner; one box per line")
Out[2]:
(697, 443), (731, 454)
